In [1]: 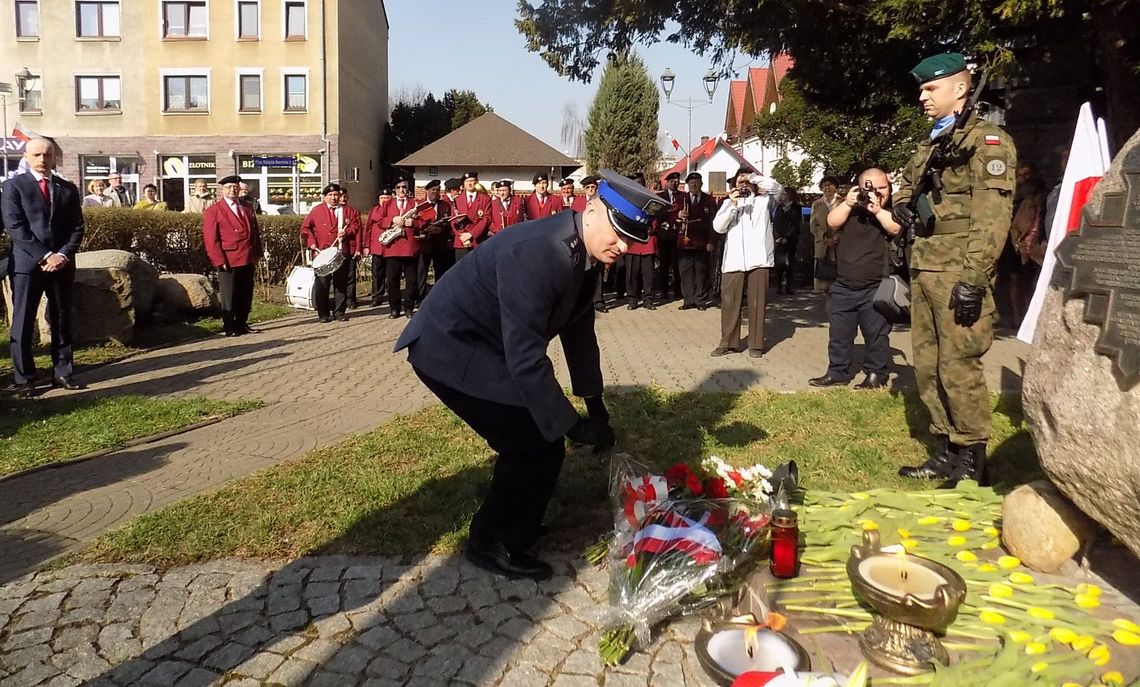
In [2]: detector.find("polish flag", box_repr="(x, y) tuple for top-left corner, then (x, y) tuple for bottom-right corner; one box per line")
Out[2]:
(1017, 103), (1112, 344)
(665, 130), (681, 151)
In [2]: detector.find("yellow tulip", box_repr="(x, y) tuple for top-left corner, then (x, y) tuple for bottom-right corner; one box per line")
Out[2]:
(977, 563), (998, 573)
(1075, 593), (1101, 609)
(917, 516), (941, 525)
(1077, 583), (1103, 598)
(1049, 627), (1077, 644)
(1061, 683), (1083, 687)
(851, 492), (870, 500)
(1073, 635), (1096, 652)
(1101, 671), (1124, 685)
(980, 539), (1000, 550)
(984, 526), (1000, 537)
(952, 519), (971, 532)
(1089, 643), (1111, 666)
(1009, 572), (1035, 585)
(901, 539), (918, 550)
(861, 520), (879, 531)
(948, 535), (967, 546)
(956, 551), (978, 562)
(997, 555), (1021, 569)
(1025, 641), (1047, 655)
(1112, 628), (1140, 646)
(896, 528), (911, 538)
(989, 583), (1014, 598)
(1030, 661), (1049, 673)
(1007, 630), (1032, 643)
(979, 610), (1007, 625)
(1112, 618), (1140, 633)
(1027, 607), (1055, 621)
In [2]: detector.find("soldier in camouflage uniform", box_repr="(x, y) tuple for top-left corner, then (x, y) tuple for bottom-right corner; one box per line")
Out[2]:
(893, 53), (1016, 486)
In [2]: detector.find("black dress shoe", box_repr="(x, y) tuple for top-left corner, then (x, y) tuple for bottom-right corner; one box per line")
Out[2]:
(594, 303), (608, 313)
(465, 541), (553, 581)
(644, 301), (656, 310)
(899, 436), (957, 479)
(387, 312), (402, 319)
(855, 372), (889, 389)
(627, 301), (640, 310)
(320, 316), (332, 323)
(697, 304), (708, 311)
(223, 330), (238, 337)
(808, 373), (849, 387)
(405, 310), (414, 319)
(52, 376), (84, 391)
(239, 325), (258, 334)
(17, 382), (38, 398)
(338, 314), (349, 322)
(679, 303), (696, 310)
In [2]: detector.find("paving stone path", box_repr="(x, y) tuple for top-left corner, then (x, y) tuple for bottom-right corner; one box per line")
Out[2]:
(0, 293), (1036, 686)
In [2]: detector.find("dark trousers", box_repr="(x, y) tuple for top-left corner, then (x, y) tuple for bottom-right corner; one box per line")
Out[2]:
(678, 249), (709, 306)
(314, 261), (349, 319)
(414, 368), (565, 553)
(774, 250), (796, 293)
(625, 254), (655, 302)
(607, 257), (626, 298)
(385, 256), (419, 313)
(345, 258), (358, 307)
(827, 282), (892, 379)
(370, 254), (387, 305)
(719, 268), (768, 352)
(217, 265), (255, 333)
(418, 248), (456, 301)
(9, 267), (75, 384)
(708, 236), (724, 298)
(655, 240), (680, 299)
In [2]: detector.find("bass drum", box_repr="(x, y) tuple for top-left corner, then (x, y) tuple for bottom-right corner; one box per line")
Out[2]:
(285, 265), (317, 310)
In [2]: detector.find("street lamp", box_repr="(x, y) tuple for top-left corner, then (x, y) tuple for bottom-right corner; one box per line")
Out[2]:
(659, 68), (720, 175)
(0, 81), (10, 180)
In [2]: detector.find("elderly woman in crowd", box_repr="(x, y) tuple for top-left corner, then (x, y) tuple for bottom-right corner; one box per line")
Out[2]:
(83, 178), (113, 208)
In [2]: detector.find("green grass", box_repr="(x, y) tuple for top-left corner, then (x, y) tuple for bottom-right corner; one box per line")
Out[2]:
(65, 388), (1040, 569)
(0, 395), (260, 476)
(0, 300), (290, 378)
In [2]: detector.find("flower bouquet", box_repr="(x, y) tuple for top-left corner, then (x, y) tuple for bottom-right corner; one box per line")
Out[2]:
(594, 454), (782, 665)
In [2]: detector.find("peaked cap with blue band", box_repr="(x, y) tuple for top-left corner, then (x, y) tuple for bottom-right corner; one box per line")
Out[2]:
(594, 170), (670, 243)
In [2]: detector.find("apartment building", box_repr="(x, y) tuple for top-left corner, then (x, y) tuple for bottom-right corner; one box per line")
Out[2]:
(1, 0), (388, 212)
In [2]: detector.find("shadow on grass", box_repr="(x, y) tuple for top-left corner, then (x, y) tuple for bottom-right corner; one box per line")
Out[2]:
(78, 373), (763, 685)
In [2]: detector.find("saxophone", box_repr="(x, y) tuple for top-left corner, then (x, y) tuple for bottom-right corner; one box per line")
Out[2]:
(379, 202), (419, 246)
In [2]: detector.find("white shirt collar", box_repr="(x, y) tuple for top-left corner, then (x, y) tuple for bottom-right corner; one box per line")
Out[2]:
(28, 170), (52, 182)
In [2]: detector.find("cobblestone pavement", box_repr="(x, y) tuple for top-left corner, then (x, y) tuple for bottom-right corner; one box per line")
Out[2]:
(0, 293), (1036, 686)
(0, 554), (722, 687)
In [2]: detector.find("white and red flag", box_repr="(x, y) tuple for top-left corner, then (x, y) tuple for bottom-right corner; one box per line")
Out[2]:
(665, 130), (681, 151)
(1017, 103), (1112, 344)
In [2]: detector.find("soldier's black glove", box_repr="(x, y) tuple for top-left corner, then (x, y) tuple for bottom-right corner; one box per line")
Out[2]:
(948, 281), (986, 327)
(584, 395), (609, 423)
(891, 206), (919, 235)
(566, 416), (616, 454)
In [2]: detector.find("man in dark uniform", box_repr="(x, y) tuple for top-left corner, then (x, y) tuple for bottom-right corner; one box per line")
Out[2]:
(677, 172), (717, 310)
(395, 171), (668, 581)
(893, 53), (1016, 486)
(203, 174), (263, 336)
(655, 171), (684, 302)
(415, 179), (455, 299)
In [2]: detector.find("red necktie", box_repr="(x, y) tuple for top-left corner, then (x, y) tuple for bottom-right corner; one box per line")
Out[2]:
(39, 178), (50, 206)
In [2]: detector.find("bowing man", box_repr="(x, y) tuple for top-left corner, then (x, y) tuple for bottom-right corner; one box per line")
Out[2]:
(452, 171), (492, 259)
(300, 183), (359, 323)
(1, 137), (85, 397)
(203, 174), (263, 336)
(395, 171), (669, 581)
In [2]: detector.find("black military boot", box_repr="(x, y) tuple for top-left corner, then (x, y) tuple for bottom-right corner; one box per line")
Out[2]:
(939, 443), (988, 489)
(898, 436), (957, 479)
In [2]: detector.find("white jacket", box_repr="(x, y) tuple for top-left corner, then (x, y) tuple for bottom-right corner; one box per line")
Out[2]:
(713, 190), (779, 273)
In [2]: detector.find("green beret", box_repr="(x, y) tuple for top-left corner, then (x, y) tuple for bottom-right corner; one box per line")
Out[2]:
(911, 52), (968, 84)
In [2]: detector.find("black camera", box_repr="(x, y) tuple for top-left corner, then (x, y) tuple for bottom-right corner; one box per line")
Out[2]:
(735, 187), (752, 198)
(855, 180), (879, 208)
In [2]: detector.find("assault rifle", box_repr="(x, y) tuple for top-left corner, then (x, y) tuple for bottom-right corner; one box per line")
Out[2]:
(893, 70), (990, 242)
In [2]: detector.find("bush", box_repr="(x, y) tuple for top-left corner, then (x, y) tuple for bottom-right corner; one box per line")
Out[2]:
(81, 208), (305, 283)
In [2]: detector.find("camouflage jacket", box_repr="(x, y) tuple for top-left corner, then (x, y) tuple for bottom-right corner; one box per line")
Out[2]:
(894, 113), (1017, 287)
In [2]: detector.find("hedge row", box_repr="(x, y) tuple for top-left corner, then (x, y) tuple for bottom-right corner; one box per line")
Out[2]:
(81, 208), (306, 283)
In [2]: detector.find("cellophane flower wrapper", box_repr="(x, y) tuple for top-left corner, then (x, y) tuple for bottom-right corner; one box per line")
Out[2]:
(596, 455), (772, 664)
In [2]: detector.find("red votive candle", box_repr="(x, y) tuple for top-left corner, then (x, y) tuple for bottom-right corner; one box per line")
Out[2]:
(769, 509), (800, 578)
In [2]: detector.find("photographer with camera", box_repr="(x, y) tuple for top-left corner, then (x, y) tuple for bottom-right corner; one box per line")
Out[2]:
(710, 167), (783, 357)
(809, 168), (901, 389)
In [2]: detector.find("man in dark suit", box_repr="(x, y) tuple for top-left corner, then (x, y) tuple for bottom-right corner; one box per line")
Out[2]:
(1, 138), (85, 397)
(202, 174), (262, 337)
(395, 171), (669, 581)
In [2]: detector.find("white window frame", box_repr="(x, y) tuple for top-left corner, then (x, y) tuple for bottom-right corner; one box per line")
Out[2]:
(75, 0), (121, 39)
(281, 0), (306, 40)
(159, 67), (211, 114)
(159, 0), (210, 40)
(73, 72), (122, 114)
(233, 0), (259, 40)
(281, 67), (308, 113)
(15, 0), (40, 38)
(235, 67), (263, 113)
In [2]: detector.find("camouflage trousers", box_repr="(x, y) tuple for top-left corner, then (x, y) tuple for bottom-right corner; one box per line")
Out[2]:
(910, 270), (994, 445)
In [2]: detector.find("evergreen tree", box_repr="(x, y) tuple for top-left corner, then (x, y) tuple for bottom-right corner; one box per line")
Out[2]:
(584, 53), (660, 176)
(442, 89), (492, 130)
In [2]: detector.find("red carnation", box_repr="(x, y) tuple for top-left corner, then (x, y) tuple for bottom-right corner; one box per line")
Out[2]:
(685, 474), (704, 496)
(727, 471), (745, 487)
(665, 463), (693, 487)
(705, 477), (730, 499)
